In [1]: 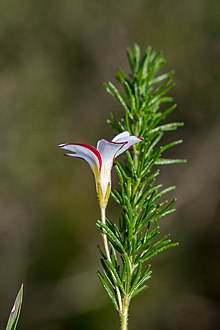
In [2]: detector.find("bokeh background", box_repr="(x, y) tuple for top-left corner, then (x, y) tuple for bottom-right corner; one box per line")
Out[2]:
(0, 0), (219, 329)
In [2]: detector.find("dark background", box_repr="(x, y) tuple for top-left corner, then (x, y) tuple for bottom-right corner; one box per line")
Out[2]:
(0, 0), (219, 329)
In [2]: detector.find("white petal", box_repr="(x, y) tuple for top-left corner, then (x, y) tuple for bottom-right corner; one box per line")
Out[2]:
(112, 131), (131, 142)
(59, 143), (101, 177)
(97, 139), (126, 166)
(97, 139), (126, 201)
(114, 136), (143, 157)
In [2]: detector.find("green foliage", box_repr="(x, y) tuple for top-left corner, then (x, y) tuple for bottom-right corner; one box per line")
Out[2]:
(97, 44), (184, 311)
(6, 285), (23, 330)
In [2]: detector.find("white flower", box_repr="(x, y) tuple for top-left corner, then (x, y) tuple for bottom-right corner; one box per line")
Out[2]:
(59, 131), (142, 208)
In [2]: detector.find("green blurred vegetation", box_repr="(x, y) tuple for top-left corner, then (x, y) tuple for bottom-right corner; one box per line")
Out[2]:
(0, 0), (219, 329)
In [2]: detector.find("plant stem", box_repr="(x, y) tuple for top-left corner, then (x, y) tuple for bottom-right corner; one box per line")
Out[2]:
(120, 295), (130, 330)
(100, 207), (123, 312)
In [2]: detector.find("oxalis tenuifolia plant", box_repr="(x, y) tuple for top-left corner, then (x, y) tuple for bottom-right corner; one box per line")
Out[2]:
(59, 44), (185, 330)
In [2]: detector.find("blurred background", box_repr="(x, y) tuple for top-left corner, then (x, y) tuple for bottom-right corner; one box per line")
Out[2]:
(0, 0), (219, 329)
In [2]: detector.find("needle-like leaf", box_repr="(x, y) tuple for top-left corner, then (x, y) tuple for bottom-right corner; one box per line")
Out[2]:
(6, 285), (23, 330)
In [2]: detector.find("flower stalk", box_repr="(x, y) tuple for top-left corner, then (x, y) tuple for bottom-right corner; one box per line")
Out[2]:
(100, 207), (123, 313)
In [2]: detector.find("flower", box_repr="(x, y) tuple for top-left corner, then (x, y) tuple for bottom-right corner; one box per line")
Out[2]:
(59, 131), (142, 208)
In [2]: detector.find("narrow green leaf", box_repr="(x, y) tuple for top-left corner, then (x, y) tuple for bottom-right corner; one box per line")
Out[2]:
(116, 69), (126, 84)
(155, 158), (186, 165)
(109, 241), (119, 269)
(6, 284), (23, 330)
(133, 43), (140, 74)
(130, 262), (143, 291)
(97, 272), (118, 310)
(160, 139), (183, 153)
(149, 122), (184, 133)
(130, 267), (152, 297)
(97, 245), (106, 259)
(127, 47), (134, 72)
(97, 220), (125, 254)
(150, 72), (174, 85)
(131, 284), (148, 298)
(104, 82), (130, 113)
(111, 189), (123, 204)
(105, 259), (126, 295)
(141, 243), (179, 262)
(121, 254), (132, 293)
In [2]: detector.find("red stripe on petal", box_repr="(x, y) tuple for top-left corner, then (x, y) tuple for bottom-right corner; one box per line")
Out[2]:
(105, 139), (127, 145)
(61, 142), (102, 170)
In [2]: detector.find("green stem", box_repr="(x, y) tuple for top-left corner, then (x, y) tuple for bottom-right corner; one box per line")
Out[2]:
(120, 295), (130, 330)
